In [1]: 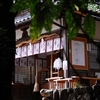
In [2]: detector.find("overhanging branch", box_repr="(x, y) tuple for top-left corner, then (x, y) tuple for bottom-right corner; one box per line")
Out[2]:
(53, 21), (67, 30)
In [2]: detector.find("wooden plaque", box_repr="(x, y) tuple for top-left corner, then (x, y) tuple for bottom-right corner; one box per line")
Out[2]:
(69, 37), (88, 70)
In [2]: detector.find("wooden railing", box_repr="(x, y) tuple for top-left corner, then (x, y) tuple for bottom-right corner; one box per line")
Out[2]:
(45, 76), (100, 89)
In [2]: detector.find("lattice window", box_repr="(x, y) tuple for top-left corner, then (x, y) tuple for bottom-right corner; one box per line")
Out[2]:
(15, 66), (35, 84)
(88, 43), (100, 69)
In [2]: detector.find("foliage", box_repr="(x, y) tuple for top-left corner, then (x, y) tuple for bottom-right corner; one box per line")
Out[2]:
(65, 9), (82, 40)
(84, 14), (96, 39)
(11, 0), (96, 41)
(73, 81), (82, 88)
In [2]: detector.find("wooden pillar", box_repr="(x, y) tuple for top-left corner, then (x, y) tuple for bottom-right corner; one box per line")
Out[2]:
(62, 18), (70, 88)
(33, 57), (39, 92)
(50, 52), (53, 77)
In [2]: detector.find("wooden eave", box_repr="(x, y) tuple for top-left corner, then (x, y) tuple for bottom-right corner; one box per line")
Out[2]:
(16, 30), (61, 48)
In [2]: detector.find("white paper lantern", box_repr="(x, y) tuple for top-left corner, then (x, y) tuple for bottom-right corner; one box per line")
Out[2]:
(53, 57), (62, 70)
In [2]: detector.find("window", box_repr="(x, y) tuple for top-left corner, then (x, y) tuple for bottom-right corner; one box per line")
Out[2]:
(88, 43), (100, 69)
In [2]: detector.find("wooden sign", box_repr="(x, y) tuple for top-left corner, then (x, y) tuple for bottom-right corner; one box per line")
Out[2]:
(27, 43), (33, 56)
(69, 37), (88, 70)
(40, 41), (46, 53)
(34, 43), (39, 55)
(15, 47), (22, 58)
(22, 46), (27, 57)
(53, 38), (60, 51)
(47, 40), (53, 52)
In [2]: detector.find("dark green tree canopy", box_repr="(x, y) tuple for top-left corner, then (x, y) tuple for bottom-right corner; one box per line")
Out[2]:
(11, 0), (100, 41)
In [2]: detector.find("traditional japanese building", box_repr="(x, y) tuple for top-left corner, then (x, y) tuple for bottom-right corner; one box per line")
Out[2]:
(13, 8), (100, 99)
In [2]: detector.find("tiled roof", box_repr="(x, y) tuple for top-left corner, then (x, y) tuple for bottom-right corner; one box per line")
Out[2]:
(14, 5), (100, 26)
(14, 9), (31, 25)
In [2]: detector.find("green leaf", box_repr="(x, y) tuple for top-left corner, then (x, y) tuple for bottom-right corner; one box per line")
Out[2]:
(84, 15), (96, 39)
(65, 9), (74, 28)
(65, 9), (81, 41)
(68, 23), (79, 41)
(30, 16), (43, 40)
(30, 0), (64, 39)
(11, 0), (96, 41)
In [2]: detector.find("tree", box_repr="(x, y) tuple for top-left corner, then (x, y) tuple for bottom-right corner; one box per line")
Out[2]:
(0, 0), (15, 100)
(11, 0), (98, 41)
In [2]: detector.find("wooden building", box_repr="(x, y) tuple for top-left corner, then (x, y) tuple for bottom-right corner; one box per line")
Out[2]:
(13, 9), (100, 99)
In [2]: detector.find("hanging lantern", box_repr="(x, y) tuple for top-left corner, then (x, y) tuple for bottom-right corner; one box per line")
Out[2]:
(53, 57), (62, 70)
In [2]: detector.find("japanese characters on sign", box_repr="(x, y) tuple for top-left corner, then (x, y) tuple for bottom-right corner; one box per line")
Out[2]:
(15, 37), (63, 58)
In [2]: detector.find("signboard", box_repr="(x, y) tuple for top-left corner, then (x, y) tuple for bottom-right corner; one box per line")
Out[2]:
(15, 37), (63, 58)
